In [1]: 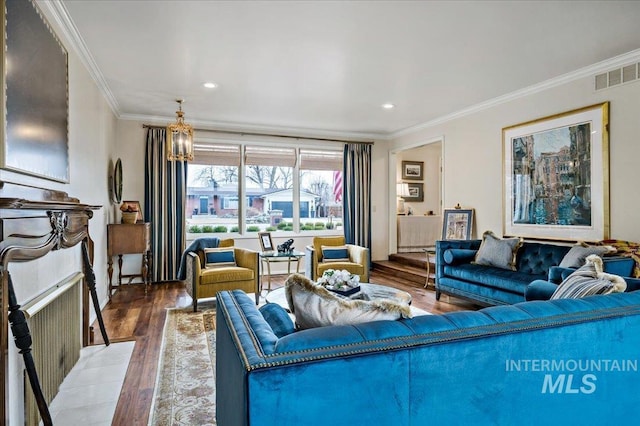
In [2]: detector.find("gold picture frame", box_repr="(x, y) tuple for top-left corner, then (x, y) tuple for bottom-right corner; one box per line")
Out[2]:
(502, 102), (609, 241)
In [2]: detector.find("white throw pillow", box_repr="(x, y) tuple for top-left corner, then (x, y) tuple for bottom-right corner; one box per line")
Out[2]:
(284, 274), (411, 330)
(551, 255), (626, 299)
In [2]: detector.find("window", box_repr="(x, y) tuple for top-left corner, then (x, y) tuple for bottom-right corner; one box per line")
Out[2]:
(186, 142), (343, 235)
(186, 144), (240, 233)
(299, 149), (343, 232)
(245, 146), (296, 232)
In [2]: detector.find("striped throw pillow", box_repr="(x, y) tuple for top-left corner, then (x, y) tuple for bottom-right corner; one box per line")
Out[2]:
(321, 245), (350, 262)
(551, 255), (626, 299)
(204, 247), (236, 268)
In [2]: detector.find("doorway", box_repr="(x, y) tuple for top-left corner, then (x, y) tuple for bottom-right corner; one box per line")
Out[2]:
(389, 138), (443, 255)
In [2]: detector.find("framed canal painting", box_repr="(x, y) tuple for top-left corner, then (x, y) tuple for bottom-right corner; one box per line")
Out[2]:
(503, 102), (609, 242)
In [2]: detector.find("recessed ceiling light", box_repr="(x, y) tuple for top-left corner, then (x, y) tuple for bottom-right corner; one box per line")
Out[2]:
(382, 103), (395, 109)
(203, 82), (218, 89)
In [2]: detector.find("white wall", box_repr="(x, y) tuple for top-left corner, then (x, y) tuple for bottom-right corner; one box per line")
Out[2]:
(4, 3), (117, 424)
(383, 69), (640, 245)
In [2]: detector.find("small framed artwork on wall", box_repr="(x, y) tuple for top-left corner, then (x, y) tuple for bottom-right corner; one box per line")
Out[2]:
(401, 161), (424, 180)
(402, 183), (424, 202)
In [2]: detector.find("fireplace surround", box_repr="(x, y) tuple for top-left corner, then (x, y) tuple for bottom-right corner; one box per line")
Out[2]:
(0, 181), (100, 424)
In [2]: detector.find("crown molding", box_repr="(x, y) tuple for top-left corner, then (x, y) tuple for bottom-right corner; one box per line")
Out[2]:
(120, 113), (386, 142)
(37, 1), (640, 142)
(40, 0), (121, 117)
(390, 48), (640, 139)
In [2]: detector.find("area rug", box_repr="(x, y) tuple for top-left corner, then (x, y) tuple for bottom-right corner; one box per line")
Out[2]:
(147, 293), (427, 425)
(148, 301), (218, 425)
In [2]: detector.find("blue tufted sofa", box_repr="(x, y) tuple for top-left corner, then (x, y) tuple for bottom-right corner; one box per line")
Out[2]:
(435, 239), (572, 306)
(216, 289), (640, 425)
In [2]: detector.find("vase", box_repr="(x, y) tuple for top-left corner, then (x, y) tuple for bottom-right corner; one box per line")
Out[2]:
(121, 211), (137, 224)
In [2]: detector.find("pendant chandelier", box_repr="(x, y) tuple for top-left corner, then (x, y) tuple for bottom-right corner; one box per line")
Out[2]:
(166, 99), (194, 161)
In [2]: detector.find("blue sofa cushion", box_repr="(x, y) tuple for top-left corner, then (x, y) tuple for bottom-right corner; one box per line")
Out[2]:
(473, 231), (522, 270)
(259, 303), (295, 338)
(444, 263), (545, 294)
(443, 249), (477, 265)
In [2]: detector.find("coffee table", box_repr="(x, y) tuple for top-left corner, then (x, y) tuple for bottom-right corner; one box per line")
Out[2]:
(265, 283), (412, 312)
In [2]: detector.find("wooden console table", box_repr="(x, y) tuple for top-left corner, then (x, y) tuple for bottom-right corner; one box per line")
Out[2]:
(107, 223), (151, 296)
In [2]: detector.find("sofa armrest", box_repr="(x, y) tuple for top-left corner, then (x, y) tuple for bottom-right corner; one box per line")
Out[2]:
(185, 252), (201, 299)
(234, 248), (258, 269)
(346, 244), (370, 282)
(443, 249), (478, 266)
(548, 266), (572, 284)
(525, 280), (558, 301)
(346, 244), (368, 265)
(305, 245), (317, 280)
(435, 239), (482, 282)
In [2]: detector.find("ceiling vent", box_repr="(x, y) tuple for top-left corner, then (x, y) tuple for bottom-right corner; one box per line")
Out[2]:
(595, 63), (639, 91)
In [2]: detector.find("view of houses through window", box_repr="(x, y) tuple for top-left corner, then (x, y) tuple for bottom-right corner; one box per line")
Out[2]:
(186, 144), (343, 235)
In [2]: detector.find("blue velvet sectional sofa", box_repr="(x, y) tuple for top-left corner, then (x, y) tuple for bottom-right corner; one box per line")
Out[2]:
(435, 239), (571, 306)
(216, 289), (640, 425)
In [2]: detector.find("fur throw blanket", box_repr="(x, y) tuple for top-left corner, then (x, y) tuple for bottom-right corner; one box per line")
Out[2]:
(284, 274), (411, 329)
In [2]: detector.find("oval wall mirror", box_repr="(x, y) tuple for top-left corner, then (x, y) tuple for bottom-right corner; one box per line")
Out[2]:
(112, 158), (123, 203)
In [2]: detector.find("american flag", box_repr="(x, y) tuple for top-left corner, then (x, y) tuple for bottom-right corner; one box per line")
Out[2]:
(333, 171), (343, 203)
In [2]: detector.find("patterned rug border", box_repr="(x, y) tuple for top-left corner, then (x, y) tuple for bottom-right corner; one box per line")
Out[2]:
(148, 302), (218, 425)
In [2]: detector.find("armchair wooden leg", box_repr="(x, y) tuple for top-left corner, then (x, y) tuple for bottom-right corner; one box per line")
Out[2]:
(193, 298), (198, 312)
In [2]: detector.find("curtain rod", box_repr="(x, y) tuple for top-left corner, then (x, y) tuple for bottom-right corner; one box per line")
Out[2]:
(142, 124), (374, 145)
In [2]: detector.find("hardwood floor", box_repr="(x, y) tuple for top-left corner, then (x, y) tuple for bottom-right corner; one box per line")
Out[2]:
(92, 270), (480, 424)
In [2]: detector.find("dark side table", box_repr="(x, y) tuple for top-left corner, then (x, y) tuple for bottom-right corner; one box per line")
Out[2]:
(107, 223), (152, 297)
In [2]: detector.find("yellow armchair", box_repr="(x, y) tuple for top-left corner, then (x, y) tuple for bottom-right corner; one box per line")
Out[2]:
(305, 236), (370, 283)
(184, 238), (259, 311)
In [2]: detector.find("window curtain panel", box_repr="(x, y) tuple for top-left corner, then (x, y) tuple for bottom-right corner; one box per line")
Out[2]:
(343, 143), (372, 252)
(144, 127), (187, 282)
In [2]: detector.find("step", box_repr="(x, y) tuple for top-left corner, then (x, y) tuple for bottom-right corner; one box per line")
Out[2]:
(372, 260), (431, 286)
(389, 253), (430, 269)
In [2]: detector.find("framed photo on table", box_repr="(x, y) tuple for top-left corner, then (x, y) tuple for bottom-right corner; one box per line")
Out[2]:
(442, 209), (474, 240)
(401, 161), (424, 180)
(258, 232), (274, 252)
(503, 102), (609, 241)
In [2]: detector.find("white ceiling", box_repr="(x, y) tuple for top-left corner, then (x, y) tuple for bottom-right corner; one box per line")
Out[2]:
(55, 0), (640, 139)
